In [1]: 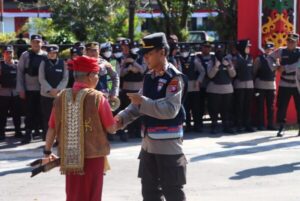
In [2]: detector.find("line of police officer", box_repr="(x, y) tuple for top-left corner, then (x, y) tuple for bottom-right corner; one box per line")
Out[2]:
(167, 33), (300, 136)
(0, 32), (299, 143)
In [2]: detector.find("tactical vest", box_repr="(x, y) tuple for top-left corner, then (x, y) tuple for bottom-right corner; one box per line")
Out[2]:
(280, 48), (300, 84)
(257, 55), (275, 81)
(236, 54), (253, 81)
(25, 50), (46, 76)
(181, 56), (199, 80)
(96, 59), (110, 93)
(141, 65), (187, 140)
(96, 75), (109, 93)
(212, 63), (232, 85)
(44, 59), (65, 88)
(123, 56), (144, 82)
(198, 54), (215, 72)
(0, 61), (17, 88)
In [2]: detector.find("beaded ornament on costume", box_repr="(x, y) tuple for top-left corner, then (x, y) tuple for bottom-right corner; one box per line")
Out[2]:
(60, 88), (89, 174)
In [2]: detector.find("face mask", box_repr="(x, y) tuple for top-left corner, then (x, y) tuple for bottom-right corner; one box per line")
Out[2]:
(180, 51), (190, 58)
(114, 52), (123, 59)
(131, 48), (140, 55)
(103, 51), (112, 58)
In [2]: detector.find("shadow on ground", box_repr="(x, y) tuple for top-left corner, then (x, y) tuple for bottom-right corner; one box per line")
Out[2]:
(230, 162), (300, 180)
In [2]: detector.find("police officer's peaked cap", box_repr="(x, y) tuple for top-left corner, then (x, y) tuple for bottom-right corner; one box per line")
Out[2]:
(112, 43), (122, 53)
(287, 33), (299, 41)
(86, 42), (100, 50)
(179, 43), (190, 51)
(118, 38), (130, 46)
(264, 42), (275, 49)
(74, 41), (85, 48)
(202, 41), (212, 47)
(46, 44), (59, 53)
(4, 45), (14, 52)
(31, 34), (42, 41)
(70, 47), (77, 54)
(215, 42), (226, 50)
(130, 41), (140, 49)
(139, 32), (169, 54)
(100, 42), (112, 50)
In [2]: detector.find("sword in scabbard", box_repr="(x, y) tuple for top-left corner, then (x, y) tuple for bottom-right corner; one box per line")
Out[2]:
(28, 158), (60, 177)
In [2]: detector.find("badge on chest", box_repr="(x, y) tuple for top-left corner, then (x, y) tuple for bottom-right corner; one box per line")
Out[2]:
(157, 78), (167, 92)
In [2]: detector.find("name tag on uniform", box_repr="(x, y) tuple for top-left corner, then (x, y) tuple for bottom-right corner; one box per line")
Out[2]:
(10, 71), (17, 74)
(55, 69), (63, 72)
(247, 63), (252, 67)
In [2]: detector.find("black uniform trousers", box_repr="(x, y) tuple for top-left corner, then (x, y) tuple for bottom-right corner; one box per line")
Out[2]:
(119, 89), (141, 138)
(138, 149), (187, 201)
(184, 91), (201, 129)
(255, 89), (275, 127)
(234, 88), (254, 128)
(40, 96), (55, 139)
(0, 95), (22, 136)
(207, 93), (233, 129)
(198, 89), (207, 128)
(24, 91), (43, 136)
(277, 86), (300, 125)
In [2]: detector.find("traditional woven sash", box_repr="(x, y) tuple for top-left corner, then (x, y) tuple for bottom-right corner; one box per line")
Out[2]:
(60, 88), (90, 174)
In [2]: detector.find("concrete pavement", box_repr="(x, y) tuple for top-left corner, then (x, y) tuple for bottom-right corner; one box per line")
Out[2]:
(1, 130), (300, 201)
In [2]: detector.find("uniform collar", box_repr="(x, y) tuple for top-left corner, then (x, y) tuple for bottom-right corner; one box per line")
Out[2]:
(152, 61), (170, 78)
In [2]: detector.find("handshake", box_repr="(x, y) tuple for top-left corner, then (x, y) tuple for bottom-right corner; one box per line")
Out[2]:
(112, 92), (143, 131)
(113, 115), (123, 131)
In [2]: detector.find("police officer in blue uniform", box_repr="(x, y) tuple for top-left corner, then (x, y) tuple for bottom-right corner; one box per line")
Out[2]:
(179, 43), (205, 132)
(0, 45), (22, 140)
(17, 34), (48, 144)
(119, 40), (146, 139)
(116, 32), (188, 201)
(234, 39), (255, 133)
(197, 41), (214, 131)
(253, 42), (277, 130)
(269, 33), (300, 137)
(206, 43), (236, 134)
(100, 42), (113, 61)
(38, 44), (68, 140)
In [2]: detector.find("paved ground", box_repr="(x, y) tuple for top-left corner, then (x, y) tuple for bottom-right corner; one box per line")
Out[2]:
(1, 129), (300, 201)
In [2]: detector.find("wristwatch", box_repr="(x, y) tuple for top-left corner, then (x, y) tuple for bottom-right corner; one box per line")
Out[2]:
(43, 149), (52, 155)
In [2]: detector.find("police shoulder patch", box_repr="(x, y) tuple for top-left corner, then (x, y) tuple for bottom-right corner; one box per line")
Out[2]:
(168, 79), (179, 93)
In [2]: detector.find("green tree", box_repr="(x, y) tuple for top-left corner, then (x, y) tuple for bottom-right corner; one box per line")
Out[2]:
(152, 0), (195, 40)
(205, 0), (237, 41)
(24, 18), (76, 44)
(39, 0), (143, 42)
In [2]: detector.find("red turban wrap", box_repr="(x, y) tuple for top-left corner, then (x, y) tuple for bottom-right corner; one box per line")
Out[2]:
(72, 56), (99, 73)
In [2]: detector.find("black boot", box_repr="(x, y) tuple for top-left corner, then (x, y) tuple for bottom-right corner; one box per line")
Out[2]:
(210, 124), (218, 135)
(21, 130), (32, 144)
(14, 131), (23, 138)
(0, 134), (5, 141)
(277, 124), (284, 137)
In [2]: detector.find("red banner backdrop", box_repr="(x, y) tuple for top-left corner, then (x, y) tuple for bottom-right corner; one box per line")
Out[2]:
(237, 0), (298, 124)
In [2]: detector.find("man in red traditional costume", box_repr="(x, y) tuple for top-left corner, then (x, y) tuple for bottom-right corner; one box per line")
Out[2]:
(43, 55), (116, 201)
